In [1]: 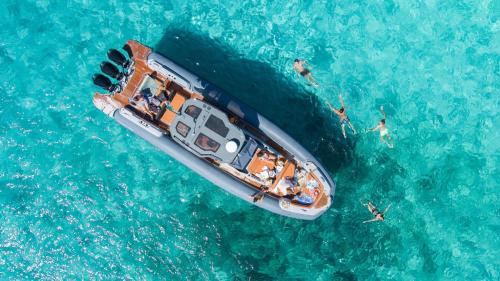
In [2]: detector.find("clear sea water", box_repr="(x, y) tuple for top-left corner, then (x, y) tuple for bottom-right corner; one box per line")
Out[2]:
(0, 0), (498, 280)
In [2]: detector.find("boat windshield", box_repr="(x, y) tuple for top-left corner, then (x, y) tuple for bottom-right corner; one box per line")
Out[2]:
(176, 122), (191, 137)
(195, 133), (220, 152)
(205, 115), (229, 138)
(184, 105), (202, 119)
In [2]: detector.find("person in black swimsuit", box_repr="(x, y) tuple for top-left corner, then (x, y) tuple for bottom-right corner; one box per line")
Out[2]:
(361, 200), (392, 223)
(293, 59), (319, 87)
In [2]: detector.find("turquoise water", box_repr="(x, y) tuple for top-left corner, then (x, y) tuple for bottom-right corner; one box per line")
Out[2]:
(0, 0), (498, 279)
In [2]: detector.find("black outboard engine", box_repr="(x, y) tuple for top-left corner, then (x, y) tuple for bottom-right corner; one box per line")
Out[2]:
(100, 61), (123, 80)
(107, 49), (129, 68)
(123, 43), (133, 59)
(92, 74), (119, 92)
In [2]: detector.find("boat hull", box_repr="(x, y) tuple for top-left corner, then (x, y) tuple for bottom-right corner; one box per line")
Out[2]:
(112, 108), (327, 220)
(147, 53), (336, 198)
(94, 47), (335, 220)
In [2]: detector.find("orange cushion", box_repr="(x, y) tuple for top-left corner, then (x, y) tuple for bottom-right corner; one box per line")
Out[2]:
(160, 93), (187, 125)
(171, 93), (186, 111)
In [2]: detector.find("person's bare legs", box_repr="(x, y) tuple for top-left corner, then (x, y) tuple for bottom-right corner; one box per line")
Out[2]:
(306, 74), (319, 87)
(341, 123), (347, 138)
(348, 121), (357, 134)
(367, 202), (376, 213)
(361, 200), (375, 211)
(380, 136), (393, 148)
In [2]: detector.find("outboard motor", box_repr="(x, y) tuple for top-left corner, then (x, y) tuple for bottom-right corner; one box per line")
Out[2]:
(92, 74), (119, 92)
(107, 49), (129, 68)
(100, 61), (123, 80)
(123, 43), (133, 59)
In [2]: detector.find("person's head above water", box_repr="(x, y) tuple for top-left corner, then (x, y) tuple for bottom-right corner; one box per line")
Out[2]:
(294, 59), (300, 63)
(380, 119), (386, 124)
(376, 213), (384, 220)
(339, 107), (345, 113)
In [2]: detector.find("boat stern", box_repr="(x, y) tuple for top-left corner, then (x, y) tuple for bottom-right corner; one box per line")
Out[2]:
(92, 93), (122, 117)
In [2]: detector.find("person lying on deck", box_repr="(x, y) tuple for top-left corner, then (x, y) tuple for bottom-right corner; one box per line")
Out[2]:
(257, 150), (277, 161)
(151, 88), (172, 120)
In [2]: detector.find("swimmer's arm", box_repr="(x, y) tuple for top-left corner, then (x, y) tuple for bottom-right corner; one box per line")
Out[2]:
(369, 125), (381, 131)
(380, 106), (387, 119)
(339, 94), (345, 108)
(363, 218), (378, 224)
(326, 101), (340, 115)
(383, 203), (392, 214)
(293, 67), (300, 77)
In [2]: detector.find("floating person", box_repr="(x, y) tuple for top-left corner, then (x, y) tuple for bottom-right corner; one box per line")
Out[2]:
(293, 59), (319, 87)
(325, 94), (357, 138)
(361, 200), (392, 223)
(369, 106), (393, 148)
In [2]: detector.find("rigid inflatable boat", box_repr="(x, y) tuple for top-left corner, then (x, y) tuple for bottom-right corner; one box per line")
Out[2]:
(92, 40), (335, 220)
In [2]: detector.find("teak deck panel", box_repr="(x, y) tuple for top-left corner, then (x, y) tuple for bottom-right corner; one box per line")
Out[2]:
(246, 149), (276, 175)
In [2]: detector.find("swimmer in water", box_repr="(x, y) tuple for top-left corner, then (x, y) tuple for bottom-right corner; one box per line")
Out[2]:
(361, 200), (392, 223)
(326, 94), (357, 139)
(369, 106), (393, 148)
(293, 59), (319, 87)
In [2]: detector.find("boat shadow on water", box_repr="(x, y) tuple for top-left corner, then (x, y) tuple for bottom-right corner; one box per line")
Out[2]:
(155, 28), (353, 174)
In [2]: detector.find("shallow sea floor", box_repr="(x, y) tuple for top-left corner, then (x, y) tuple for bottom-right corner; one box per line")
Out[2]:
(0, 0), (499, 280)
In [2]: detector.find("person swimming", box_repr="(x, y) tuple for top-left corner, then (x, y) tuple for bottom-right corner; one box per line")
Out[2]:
(326, 94), (357, 138)
(293, 59), (319, 87)
(369, 106), (393, 148)
(361, 200), (392, 223)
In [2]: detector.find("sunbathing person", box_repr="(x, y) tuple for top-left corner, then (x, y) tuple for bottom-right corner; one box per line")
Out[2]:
(131, 93), (154, 119)
(257, 150), (277, 161)
(256, 166), (276, 183)
(152, 89), (172, 120)
(273, 176), (296, 195)
(361, 200), (392, 223)
(275, 158), (285, 173)
(369, 106), (393, 148)
(293, 59), (319, 87)
(326, 94), (357, 138)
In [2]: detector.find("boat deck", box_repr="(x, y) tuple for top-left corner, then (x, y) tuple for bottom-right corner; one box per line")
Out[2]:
(95, 40), (330, 211)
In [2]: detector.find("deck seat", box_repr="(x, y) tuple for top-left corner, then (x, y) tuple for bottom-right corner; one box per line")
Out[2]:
(160, 93), (187, 125)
